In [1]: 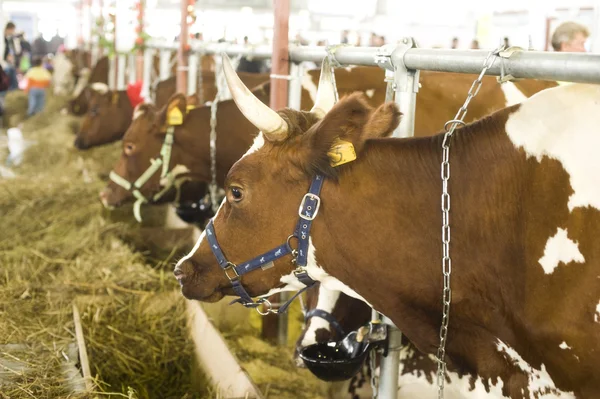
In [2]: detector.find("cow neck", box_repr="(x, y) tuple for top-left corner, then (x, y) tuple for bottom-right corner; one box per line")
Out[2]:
(309, 110), (525, 369)
(177, 103), (257, 188)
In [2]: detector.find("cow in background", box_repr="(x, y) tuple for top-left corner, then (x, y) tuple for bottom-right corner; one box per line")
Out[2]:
(100, 66), (555, 223)
(74, 72), (270, 150)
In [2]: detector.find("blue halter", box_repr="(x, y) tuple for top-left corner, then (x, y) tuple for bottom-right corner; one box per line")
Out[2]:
(204, 175), (324, 313)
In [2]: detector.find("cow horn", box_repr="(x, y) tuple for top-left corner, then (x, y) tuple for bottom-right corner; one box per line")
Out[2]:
(221, 53), (288, 142)
(310, 57), (337, 118)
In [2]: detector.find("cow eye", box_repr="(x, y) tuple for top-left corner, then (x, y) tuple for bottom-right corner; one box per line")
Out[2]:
(124, 143), (135, 155)
(230, 187), (243, 202)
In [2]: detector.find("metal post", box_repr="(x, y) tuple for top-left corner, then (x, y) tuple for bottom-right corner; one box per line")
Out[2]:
(159, 49), (171, 81)
(287, 62), (303, 110)
(128, 53), (136, 83)
(117, 53), (127, 90)
(390, 38), (419, 138)
(108, 55), (116, 90)
(141, 47), (153, 100)
(379, 316), (401, 399)
(187, 52), (199, 96)
(176, 0), (189, 94)
(261, 0), (290, 346)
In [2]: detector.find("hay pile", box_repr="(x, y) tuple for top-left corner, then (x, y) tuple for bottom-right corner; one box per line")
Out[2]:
(219, 303), (331, 399)
(0, 93), (210, 398)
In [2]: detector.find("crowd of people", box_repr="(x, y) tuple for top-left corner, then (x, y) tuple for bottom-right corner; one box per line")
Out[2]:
(1, 21), (60, 118)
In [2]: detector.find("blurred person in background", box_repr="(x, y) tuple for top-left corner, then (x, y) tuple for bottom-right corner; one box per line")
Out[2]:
(471, 39), (480, 49)
(3, 22), (20, 91)
(551, 21), (588, 52)
(503, 37), (511, 48)
(340, 30), (349, 44)
(24, 57), (51, 117)
(32, 34), (48, 60)
(451, 37), (459, 49)
(237, 36), (266, 73)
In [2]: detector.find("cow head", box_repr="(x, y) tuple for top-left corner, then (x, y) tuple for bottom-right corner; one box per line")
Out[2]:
(74, 83), (133, 149)
(68, 86), (90, 116)
(100, 94), (200, 208)
(174, 55), (400, 303)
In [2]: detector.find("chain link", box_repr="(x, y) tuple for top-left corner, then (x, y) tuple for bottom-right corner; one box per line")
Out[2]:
(436, 45), (504, 399)
(369, 348), (379, 398)
(208, 54), (242, 213)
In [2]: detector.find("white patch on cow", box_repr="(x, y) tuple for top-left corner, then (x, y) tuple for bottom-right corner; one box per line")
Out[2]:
(500, 81), (527, 106)
(301, 73), (318, 104)
(90, 82), (109, 94)
(538, 228), (585, 274)
(396, 355), (507, 398)
(176, 229), (206, 268)
(72, 68), (90, 97)
(365, 89), (375, 98)
(300, 287), (341, 348)
(241, 133), (265, 159)
(595, 301), (600, 323)
(559, 341), (571, 350)
(307, 239), (371, 305)
(132, 107), (145, 120)
(505, 84), (600, 211)
(497, 340), (575, 398)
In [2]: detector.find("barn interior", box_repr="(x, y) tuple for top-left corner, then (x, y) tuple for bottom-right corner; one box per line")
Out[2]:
(0, 1), (598, 398)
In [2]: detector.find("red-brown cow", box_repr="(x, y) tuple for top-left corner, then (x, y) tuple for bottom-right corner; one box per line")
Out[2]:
(174, 57), (600, 398)
(100, 66), (554, 221)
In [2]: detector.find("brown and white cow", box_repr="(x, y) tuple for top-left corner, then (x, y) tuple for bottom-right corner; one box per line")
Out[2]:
(74, 72), (270, 151)
(174, 56), (600, 398)
(100, 66), (554, 212)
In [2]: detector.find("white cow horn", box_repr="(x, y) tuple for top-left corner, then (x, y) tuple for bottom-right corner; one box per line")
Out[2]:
(221, 53), (288, 142)
(310, 57), (337, 118)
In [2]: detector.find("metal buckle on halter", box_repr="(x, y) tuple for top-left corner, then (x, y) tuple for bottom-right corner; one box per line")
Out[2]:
(255, 298), (276, 315)
(223, 262), (240, 281)
(293, 266), (308, 278)
(298, 193), (321, 221)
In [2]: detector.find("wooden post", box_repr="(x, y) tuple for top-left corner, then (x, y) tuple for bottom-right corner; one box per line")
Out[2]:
(135, 0), (145, 81)
(112, 8), (117, 90)
(177, 0), (190, 94)
(261, 0), (290, 345)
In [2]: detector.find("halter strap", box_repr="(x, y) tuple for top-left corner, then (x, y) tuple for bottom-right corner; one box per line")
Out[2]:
(205, 175), (324, 311)
(109, 126), (179, 222)
(305, 308), (346, 338)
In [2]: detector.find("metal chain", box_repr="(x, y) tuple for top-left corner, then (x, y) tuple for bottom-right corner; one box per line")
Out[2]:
(369, 349), (379, 398)
(436, 45), (504, 399)
(208, 54), (242, 212)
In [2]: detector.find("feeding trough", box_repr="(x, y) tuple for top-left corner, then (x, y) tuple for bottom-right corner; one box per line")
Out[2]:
(299, 322), (388, 382)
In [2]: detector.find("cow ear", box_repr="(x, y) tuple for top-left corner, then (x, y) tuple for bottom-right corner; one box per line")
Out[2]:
(160, 93), (188, 129)
(300, 93), (401, 177)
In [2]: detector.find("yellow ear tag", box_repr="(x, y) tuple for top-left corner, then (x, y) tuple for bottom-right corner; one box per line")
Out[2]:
(186, 105), (195, 113)
(327, 138), (357, 167)
(168, 107), (183, 126)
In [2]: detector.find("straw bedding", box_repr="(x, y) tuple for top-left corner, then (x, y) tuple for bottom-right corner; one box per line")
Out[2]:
(0, 92), (210, 398)
(1, 90), (337, 399)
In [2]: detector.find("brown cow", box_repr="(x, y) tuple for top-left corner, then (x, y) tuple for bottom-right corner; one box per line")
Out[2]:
(174, 58), (600, 399)
(101, 66), (555, 221)
(68, 56), (110, 115)
(74, 84), (135, 150)
(75, 72), (270, 151)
